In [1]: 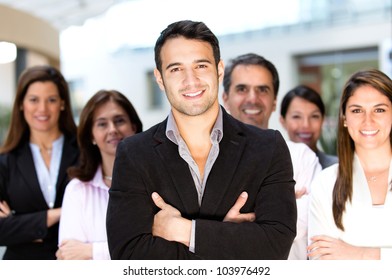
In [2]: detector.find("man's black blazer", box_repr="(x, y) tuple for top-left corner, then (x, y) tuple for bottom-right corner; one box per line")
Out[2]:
(0, 135), (79, 259)
(107, 108), (297, 259)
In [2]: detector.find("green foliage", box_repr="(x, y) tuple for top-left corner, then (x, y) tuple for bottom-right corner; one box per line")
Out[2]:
(319, 124), (337, 155)
(0, 106), (11, 146)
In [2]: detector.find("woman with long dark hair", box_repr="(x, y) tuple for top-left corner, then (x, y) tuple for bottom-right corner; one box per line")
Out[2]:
(56, 90), (142, 260)
(0, 65), (79, 259)
(308, 69), (392, 259)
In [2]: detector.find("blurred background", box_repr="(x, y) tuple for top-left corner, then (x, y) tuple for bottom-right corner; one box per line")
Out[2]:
(0, 0), (391, 259)
(1, 0), (391, 150)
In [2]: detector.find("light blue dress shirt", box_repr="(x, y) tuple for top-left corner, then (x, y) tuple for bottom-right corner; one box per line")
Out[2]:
(30, 135), (64, 208)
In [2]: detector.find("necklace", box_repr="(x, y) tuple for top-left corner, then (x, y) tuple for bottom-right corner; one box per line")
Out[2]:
(104, 175), (112, 181)
(366, 168), (389, 183)
(40, 147), (52, 154)
(368, 176), (377, 183)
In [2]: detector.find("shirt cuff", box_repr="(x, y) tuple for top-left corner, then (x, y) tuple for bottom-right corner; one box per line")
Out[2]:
(380, 247), (392, 259)
(92, 242), (111, 260)
(189, 219), (196, 253)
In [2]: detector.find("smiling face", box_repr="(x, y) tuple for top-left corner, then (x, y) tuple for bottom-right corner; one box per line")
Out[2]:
(22, 81), (64, 135)
(222, 64), (276, 129)
(154, 36), (223, 118)
(280, 97), (323, 151)
(92, 101), (136, 161)
(345, 85), (392, 152)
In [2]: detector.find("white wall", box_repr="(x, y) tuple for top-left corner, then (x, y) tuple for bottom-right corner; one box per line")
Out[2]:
(0, 62), (15, 107)
(61, 46), (170, 129)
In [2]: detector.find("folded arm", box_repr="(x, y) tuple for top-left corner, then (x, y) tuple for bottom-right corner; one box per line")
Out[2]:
(151, 191), (256, 247)
(107, 132), (296, 260)
(56, 239), (93, 260)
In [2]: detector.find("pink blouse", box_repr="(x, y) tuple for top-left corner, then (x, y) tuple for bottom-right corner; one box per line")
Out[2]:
(58, 166), (110, 260)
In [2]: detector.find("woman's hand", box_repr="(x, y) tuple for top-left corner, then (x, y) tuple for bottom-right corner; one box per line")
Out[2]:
(56, 239), (93, 260)
(307, 235), (380, 260)
(295, 187), (307, 199)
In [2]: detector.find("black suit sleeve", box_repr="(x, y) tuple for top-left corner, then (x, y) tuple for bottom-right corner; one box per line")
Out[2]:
(106, 139), (200, 260)
(107, 130), (296, 260)
(0, 154), (48, 246)
(0, 136), (79, 249)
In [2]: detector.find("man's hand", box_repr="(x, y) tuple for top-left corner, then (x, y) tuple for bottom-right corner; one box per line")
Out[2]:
(56, 239), (93, 260)
(223, 192), (255, 223)
(151, 191), (255, 246)
(151, 192), (192, 247)
(0, 200), (11, 218)
(47, 208), (61, 227)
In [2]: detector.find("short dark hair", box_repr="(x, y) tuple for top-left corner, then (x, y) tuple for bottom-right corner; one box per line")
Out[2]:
(154, 20), (221, 73)
(280, 85), (325, 118)
(223, 53), (279, 98)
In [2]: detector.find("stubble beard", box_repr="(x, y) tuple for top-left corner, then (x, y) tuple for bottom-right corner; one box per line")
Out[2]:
(176, 97), (215, 117)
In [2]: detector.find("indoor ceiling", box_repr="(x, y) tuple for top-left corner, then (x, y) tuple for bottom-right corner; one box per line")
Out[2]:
(0, 0), (130, 31)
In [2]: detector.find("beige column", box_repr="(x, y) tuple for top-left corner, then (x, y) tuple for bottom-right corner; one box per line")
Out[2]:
(0, 4), (60, 107)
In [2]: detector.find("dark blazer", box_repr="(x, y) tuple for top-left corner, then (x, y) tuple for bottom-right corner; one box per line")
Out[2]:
(315, 150), (338, 170)
(0, 134), (79, 260)
(107, 108), (297, 259)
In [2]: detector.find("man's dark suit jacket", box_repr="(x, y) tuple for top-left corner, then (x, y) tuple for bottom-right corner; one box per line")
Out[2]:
(0, 135), (79, 259)
(107, 108), (297, 260)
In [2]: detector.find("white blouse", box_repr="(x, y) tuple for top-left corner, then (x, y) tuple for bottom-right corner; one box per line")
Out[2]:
(308, 153), (392, 259)
(58, 166), (110, 260)
(286, 141), (322, 260)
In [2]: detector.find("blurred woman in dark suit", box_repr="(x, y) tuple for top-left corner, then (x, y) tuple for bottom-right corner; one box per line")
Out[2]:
(0, 65), (79, 259)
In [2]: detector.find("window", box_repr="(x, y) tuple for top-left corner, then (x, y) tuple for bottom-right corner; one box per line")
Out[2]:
(296, 47), (379, 154)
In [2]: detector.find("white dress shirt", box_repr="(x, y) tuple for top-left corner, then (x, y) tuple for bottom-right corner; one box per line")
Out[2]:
(58, 166), (110, 260)
(286, 141), (322, 260)
(308, 154), (392, 259)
